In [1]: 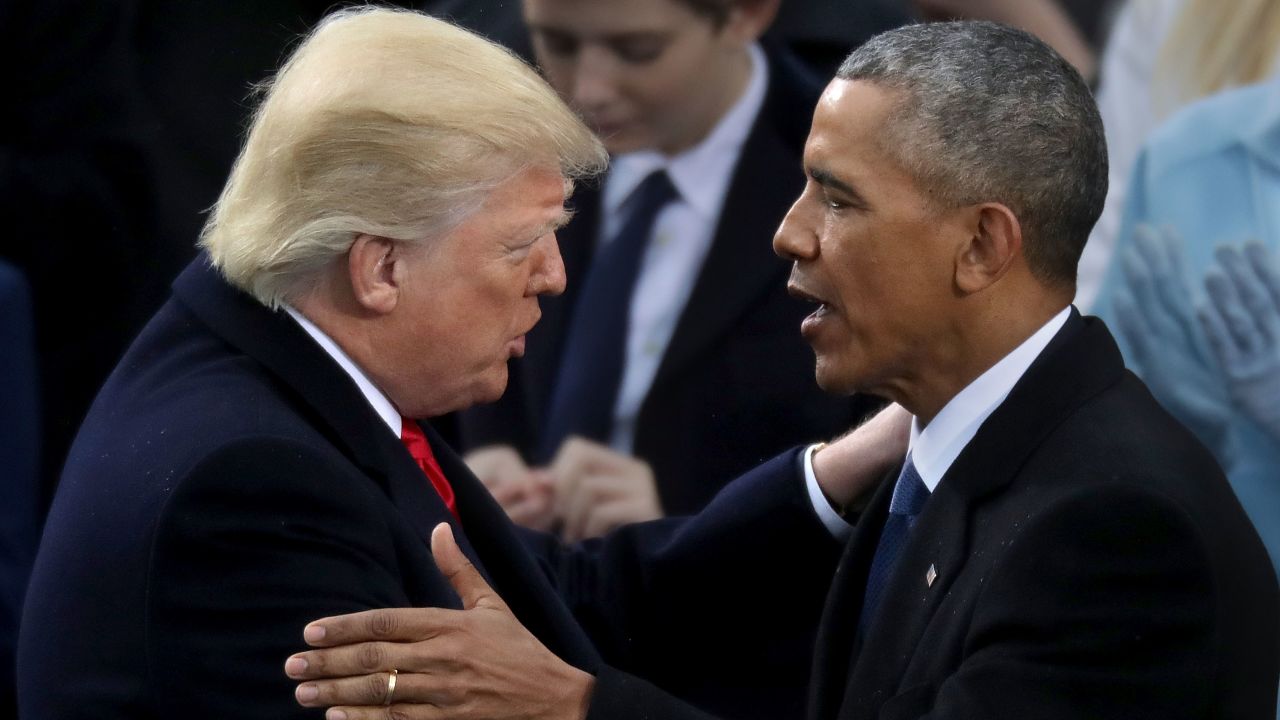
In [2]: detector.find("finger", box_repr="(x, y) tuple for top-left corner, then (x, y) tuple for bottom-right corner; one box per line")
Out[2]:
(1203, 267), (1257, 353)
(1215, 245), (1271, 340)
(296, 670), (450, 709)
(1125, 227), (1193, 334)
(560, 475), (609, 544)
(326, 704), (444, 720)
(1197, 302), (1235, 372)
(430, 523), (505, 612)
(582, 499), (659, 540)
(489, 477), (536, 509)
(301, 608), (455, 648)
(548, 438), (588, 517)
(1112, 289), (1154, 365)
(505, 488), (556, 531)
(1244, 240), (1280, 316)
(288, 640), (436, 680)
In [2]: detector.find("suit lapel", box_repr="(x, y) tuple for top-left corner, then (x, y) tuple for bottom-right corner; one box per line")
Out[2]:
(173, 257), (399, 481)
(176, 258), (600, 668)
(172, 257), (493, 573)
(822, 311), (1127, 717)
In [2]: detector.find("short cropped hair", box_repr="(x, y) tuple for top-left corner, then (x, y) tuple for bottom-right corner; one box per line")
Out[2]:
(200, 7), (607, 308)
(837, 21), (1107, 286)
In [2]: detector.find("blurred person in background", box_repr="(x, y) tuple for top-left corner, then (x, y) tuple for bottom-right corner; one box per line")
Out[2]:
(911, 0), (1100, 80)
(458, 0), (878, 541)
(1092, 75), (1280, 645)
(1076, 0), (1280, 309)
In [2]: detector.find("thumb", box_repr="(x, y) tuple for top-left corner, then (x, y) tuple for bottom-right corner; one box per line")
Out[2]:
(430, 522), (506, 612)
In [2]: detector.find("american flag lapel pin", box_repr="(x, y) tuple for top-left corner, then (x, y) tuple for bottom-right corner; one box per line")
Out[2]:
(926, 563), (938, 587)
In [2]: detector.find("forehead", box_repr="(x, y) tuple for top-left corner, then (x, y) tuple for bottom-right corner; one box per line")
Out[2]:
(523, 0), (705, 33)
(804, 80), (912, 185)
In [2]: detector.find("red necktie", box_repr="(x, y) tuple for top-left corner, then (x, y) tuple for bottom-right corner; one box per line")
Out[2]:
(400, 417), (459, 520)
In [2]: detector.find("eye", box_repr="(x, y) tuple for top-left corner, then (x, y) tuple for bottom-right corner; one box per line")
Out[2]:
(536, 30), (579, 58)
(610, 36), (667, 65)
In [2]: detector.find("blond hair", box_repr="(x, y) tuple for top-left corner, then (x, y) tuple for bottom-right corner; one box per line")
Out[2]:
(1154, 0), (1280, 115)
(200, 7), (606, 308)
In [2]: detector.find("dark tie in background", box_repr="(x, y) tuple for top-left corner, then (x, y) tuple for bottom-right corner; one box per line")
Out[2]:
(538, 170), (678, 461)
(401, 416), (459, 520)
(860, 454), (931, 632)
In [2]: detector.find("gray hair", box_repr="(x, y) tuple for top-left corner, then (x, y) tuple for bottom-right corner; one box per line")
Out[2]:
(838, 21), (1107, 286)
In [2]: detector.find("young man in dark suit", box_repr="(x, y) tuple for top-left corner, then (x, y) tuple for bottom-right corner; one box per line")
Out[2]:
(17, 9), (903, 719)
(291, 21), (1279, 720)
(458, 0), (877, 539)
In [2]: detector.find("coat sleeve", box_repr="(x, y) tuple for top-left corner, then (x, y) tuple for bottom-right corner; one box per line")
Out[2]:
(144, 436), (427, 719)
(524, 449), (845, 719)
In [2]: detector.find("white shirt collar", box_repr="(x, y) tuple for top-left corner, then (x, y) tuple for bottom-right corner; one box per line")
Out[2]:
(284, 305), (402, 438)
(603, 43), (769, 221)
(908, 306), (1073, 491)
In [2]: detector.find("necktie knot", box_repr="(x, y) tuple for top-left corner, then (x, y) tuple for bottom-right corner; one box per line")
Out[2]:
(888, 455), (930, 517)
(400, 416), (459, 520)
(624, 170), (678, 227)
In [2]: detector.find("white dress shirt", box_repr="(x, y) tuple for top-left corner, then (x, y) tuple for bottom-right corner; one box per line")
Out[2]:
(285, 306), (402, 438)
(602, 43), (769, 453)
(805, 307), (1073, 539)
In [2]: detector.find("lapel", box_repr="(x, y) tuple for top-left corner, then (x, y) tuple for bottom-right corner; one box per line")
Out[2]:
(647, 50), (819, 392)
(816, 311), (1127, 718)
(175, 256), (601, 669)
(172, 256), (488, 569)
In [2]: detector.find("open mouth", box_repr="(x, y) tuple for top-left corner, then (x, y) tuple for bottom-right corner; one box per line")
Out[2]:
(788, 284), (832, 319)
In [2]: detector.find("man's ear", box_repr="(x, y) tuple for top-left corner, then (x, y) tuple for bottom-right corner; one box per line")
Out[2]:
(954, 202), (1022, 294)
(722, 0), (780, 44)
(347, 233), (401, 315)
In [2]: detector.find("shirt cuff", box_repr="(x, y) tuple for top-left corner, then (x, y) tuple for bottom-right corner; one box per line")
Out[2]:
(803, 443), (855, 542)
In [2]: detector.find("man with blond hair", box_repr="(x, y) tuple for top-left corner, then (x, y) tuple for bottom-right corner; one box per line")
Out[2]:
(17, 8), (904, 719)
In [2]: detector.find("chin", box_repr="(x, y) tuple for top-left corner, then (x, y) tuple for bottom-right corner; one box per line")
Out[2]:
(472, 367), (510, 405)
(814, 358), (865, 397)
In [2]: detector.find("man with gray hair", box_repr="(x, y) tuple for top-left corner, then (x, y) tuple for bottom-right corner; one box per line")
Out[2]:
(17, 8), (905, 719)
(287, 20), (1278, 719)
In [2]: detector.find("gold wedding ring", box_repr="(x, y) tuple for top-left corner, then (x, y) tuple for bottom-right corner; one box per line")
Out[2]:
(383, 668), (399, 706)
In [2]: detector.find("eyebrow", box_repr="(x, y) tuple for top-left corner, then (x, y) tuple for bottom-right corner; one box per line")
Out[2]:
(808, 166), (865, 206)
(529, 25), (671, 45)
(534, 208), (575, 238)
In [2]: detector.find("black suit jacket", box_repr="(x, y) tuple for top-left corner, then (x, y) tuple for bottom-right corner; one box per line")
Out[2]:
(16, 258), (842, 719)
(809, 312), (1279, 719)
(459, 49), (874, 514)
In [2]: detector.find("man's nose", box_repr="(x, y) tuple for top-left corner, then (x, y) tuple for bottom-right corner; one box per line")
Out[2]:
(531, 234), (567, 296)
(773, 195), (819, 261)
(571, 46), (618, 109)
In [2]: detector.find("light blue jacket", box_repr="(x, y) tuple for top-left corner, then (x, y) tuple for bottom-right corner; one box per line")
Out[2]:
(1093, 77), (1280, 585)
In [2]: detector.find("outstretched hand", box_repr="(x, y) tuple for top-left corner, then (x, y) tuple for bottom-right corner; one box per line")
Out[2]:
(1198, 242), (1280, 443)
(1111, 224), (1235, 458)
(285, 524), (594, 720)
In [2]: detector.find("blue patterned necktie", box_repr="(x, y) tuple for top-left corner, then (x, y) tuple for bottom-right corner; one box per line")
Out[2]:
(538, 171), (678, 461)
(859, 454), (932, 632)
